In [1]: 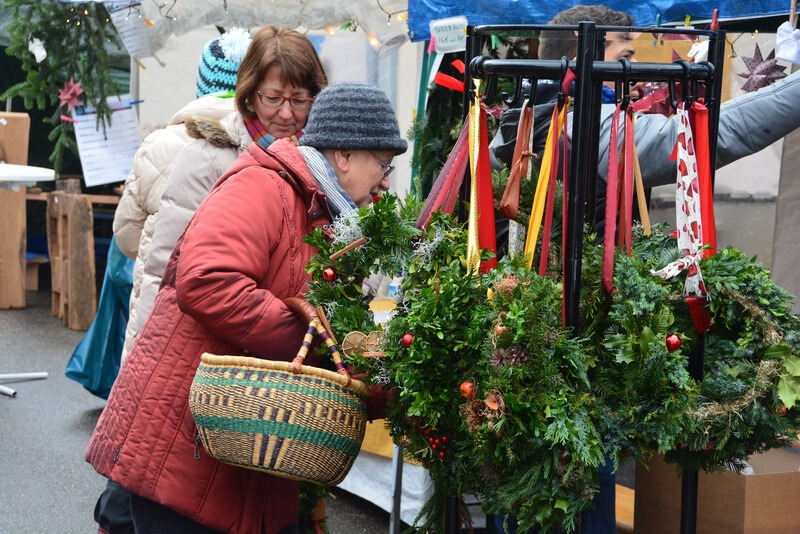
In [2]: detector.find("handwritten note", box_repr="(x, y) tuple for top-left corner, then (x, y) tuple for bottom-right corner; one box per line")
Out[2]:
(72, 94), (141, 187)
(108, 2), (154, 59)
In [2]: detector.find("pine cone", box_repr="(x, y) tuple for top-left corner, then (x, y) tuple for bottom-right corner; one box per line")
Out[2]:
(463, 400), (486, 431)
(490, 346), (529, 368)
(493, 275), (520, 295)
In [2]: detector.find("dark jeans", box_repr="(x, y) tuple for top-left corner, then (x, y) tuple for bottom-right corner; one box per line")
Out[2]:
(94, 480), (133, 534)
(129, 492), (300, 534)
(489, 457), (616, 534)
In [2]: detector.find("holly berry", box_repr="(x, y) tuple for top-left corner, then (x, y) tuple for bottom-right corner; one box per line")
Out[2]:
(438, 451), (446, 458)
(322, 267), (337, 282)
(779, 405), (789, 416)
(431, 442), (438, 450)
(460, 380), (475, 399)
(495, 324), (508, 336)
(434, 438), (440, 446)
(424, 428), (431, 436)
(665, 333), (682, 352)
(401, 333), (414, 347)
(428, 437), (435, 444)
(371, 193), (383, 203)
(441, 436), (448, 443)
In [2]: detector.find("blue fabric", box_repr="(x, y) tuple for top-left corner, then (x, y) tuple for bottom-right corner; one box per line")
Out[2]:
(65, 236), (133, 399)
(408, 0), (790, 41)
(581, 457), (617, 534)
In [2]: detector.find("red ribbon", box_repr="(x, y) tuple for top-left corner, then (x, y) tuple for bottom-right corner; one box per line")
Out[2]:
(602, 104), (635, 294)
(477, 106), (498, 272)
(691, 100), (716, 256)
(416, 122), (469, 229)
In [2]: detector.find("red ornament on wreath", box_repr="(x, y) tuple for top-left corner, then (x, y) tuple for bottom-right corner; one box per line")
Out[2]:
(665, 333), (682, 352)
(401, 333), (414, 347)
(460, 380), (475, 399)
(322, 267), (337, 282)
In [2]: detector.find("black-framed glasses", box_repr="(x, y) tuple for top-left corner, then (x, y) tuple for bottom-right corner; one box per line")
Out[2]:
(255, 91), (315, 111)
(369, 152), (395, 178)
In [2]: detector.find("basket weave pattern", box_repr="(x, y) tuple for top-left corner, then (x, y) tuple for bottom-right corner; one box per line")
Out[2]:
(189, 353), (369, 485)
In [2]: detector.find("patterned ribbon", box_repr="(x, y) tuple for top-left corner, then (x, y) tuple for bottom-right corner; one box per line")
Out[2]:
(651, 102), (707, 298)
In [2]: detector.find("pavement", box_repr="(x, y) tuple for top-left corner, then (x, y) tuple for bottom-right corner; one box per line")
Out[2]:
(0, 291), (390, 533)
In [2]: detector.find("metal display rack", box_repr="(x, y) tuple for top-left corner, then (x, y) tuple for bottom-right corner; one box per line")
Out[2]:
(451, 21), (727, 534)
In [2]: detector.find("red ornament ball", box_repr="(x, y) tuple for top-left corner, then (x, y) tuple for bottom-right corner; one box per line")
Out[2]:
(401, 333), (414, 347)
(460, 380), (475, 399)
(665, 333), (682, 352)
(322, 267), (337, 282)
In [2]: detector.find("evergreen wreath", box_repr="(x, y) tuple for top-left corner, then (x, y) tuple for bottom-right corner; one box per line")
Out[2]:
(302, 196), (800, 532)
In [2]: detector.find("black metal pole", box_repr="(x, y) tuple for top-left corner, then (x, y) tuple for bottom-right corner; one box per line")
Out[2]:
(584, 29), (606, 228)
(679, 30), (724, 534)
(563, 21), (597, 330)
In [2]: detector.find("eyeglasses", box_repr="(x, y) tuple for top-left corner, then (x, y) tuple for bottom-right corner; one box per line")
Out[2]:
(369, 152), (395, 178)
(255, 91), (315, 111)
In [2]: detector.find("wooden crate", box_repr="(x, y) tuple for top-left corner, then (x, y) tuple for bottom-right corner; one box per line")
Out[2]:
(46, 191), (96, 330)
(0, 188), (26, 309)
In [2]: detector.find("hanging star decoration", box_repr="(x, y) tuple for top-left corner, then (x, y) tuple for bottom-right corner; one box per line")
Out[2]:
(739, 44), (788, 92)
(58, 78), (84, 111)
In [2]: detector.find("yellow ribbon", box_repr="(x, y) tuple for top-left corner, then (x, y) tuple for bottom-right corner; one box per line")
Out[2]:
(523, 102), (568, 268)
(466, 79), (482, 273)
(631, 117), (651, 235)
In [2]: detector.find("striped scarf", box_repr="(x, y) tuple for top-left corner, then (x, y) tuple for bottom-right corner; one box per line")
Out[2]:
(244, 116), (299, 151)
(297, 146), (357, 217)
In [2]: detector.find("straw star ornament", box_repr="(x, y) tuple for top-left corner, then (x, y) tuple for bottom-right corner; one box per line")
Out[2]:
(58, 78), (84, 110)
(739, 44), (787, 92)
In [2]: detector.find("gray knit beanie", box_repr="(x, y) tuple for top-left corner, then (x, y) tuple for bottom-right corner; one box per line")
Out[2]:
(299, 83), (407, 154)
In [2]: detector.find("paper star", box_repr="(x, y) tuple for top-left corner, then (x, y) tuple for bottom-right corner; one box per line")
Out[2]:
(58, 78), (84, 111)
(738, 44), (787, 92)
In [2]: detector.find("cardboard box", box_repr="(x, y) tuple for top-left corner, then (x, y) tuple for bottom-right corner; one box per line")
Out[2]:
(635, 450), (800, 534)
(0, 112), (31, 165)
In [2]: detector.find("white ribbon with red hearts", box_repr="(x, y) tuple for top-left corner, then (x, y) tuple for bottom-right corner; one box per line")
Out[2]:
(651, 102), (707, 297)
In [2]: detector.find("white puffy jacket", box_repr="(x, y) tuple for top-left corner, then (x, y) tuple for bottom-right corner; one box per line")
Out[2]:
(112, 96), (238, 358)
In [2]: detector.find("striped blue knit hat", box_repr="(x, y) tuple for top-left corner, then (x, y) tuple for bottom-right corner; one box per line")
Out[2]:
(195, 28), (251, 97)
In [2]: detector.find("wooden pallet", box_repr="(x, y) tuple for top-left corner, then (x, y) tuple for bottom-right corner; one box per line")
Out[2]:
(46, 191), (96, 330)
(0, 188), (26, 309)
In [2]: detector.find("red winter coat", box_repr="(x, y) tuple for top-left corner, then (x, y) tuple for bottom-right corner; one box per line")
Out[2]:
(85, 139), (334, 533)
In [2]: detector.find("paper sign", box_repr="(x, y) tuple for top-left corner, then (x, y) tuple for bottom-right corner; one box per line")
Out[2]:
(72, 94), (141, 187)
(429, 16), (468, 54)
(107, 2), (154, 59)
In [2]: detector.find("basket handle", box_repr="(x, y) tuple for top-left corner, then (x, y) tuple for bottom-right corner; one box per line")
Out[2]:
(285, 298), (352, 386)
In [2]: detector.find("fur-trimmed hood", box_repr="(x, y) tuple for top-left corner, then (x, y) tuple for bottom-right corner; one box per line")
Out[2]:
(185, 110), (250, 152)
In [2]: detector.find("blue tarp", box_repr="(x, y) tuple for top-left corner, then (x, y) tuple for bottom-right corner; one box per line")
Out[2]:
(408, 1), (790, 41)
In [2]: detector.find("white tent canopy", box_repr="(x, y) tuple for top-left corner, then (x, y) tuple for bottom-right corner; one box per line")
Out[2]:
(136, 0), (409, 54)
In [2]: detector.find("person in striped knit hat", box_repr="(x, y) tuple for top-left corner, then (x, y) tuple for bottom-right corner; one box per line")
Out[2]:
(194, 27), (251, 97)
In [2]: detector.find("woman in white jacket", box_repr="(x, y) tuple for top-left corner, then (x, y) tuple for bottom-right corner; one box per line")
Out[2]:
(115, 26), (327, 358)
(113, 28), (251, 359)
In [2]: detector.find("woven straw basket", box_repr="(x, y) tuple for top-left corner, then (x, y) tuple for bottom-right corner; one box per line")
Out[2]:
(189, 352), (370, 485)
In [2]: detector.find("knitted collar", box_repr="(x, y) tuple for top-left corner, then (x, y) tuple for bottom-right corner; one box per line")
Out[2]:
(296, 146), (357, 217)
(244, 116), (300, 151)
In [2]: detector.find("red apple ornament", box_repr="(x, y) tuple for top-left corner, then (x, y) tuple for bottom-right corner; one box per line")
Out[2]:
(665, 333), (682, 352)
(401, 333), (414, 347)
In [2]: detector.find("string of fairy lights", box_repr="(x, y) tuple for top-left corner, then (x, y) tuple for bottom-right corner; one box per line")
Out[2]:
(59, 0), (772, 59)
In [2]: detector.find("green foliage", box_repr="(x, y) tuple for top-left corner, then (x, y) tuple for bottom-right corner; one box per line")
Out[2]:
(1, 0), (123, 173)
(302, 199), (800, 530)
(581, 227), (800, 472)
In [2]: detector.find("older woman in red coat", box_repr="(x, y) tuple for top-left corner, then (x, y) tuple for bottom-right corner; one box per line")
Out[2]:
(85, 83), (407, 534)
